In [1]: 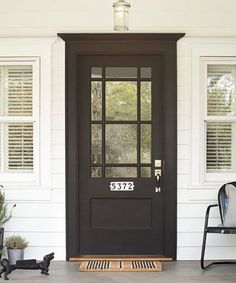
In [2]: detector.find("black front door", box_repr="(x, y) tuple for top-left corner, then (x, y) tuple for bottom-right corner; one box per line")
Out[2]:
(59, 33), (184, 260)
(78, 55), (164, 255)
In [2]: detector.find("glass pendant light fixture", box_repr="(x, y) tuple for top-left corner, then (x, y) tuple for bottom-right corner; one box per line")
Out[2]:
(113, 0), (131, 31)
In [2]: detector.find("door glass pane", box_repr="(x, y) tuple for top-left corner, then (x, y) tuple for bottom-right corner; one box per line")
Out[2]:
(141, 124), (151, 163)
(91, 124), (102, 164)
(105, 67), (137, 78)
(207, 65), (236, 116)
(106, 82), (137, 121)
(106, 167), (137, 177)
(91, 67), (102, 78)
(141, 82), (152, 121)
(141, 167), (151, 177)
(91, 167), (102, 177)
(91, 81), (102, 121)
(141, 67), (152, 79)
(106, 124), (137, 163)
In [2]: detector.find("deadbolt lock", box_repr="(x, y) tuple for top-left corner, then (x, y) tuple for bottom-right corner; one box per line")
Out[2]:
(155, 160), (162, 167)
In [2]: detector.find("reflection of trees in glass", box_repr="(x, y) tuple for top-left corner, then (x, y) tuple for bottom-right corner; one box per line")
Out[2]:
(91, 80), (152, 176)
(91, 124), (102, 163)
(91, 82), (102, 120)
(91, 167), (102, 177)
(141, 82), (151, 121)
(106, 167), (136, 177)
(106, 124), (137, 163)
(106, 82), (137, 120)
(140, 167), (151, 177)
(207, 73), (235, 115)
(141, 124), (151, 163)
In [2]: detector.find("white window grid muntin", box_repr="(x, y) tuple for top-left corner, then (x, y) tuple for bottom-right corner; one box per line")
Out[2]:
(0, 58), (40, 183)
(200, 57), (236, 182)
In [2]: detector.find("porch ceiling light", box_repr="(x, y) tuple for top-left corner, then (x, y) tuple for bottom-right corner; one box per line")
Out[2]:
(113, 0), (131, 31)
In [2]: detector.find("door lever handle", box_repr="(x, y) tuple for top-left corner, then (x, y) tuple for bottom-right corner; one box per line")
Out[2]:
(155, 171), (161, 193)
(156, 173), (160, 184)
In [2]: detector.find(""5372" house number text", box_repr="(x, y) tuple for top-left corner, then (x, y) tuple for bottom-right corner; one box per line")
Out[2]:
(109, 182), (134, 191)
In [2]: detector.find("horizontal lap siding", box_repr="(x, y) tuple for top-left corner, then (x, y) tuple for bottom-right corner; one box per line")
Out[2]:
(4, 218), (65, 232)
(176, 40), (234, 260)
(177, 44), (196, 260)
(4, 39), (66, 260)
(5, 203), (65, 218)
(178, 247), (236, 260)
(4, 232), (65, 247)
(178, 233), (236, 247)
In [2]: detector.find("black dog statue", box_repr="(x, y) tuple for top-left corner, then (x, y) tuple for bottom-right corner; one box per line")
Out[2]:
(0, 252), (54, 280)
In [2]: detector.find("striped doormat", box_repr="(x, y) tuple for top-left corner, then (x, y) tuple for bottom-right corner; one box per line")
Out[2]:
(78, 260), (162, 272)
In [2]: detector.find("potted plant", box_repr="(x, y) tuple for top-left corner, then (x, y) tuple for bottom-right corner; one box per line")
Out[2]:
(0, 185), (16, 257)
(5, 235), (29, 265)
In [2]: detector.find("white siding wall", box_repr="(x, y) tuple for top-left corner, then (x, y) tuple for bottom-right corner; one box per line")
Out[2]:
(2, 39), (66, 260)
(177, 39), (236, 260)
(1, 0), (236, 260)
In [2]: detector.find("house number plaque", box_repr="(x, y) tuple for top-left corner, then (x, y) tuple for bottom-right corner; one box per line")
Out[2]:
(110, 182), (134, 191)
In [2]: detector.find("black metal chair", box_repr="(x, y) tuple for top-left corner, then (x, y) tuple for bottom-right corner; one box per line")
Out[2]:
(201, 181), (236, 269)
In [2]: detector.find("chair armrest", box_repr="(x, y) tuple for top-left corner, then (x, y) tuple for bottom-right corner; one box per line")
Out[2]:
(204, 204), (218, 230)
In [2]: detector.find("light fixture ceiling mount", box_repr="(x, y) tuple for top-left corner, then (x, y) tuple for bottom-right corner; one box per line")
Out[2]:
(113, 0), (131, 31)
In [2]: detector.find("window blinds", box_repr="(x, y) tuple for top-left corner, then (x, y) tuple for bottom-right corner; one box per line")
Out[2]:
(8, 124), (33, 171)
(207, 70), (234, 116)
(206, 122), (232, 171)
(7, 67), (33, 116)
(207, 66), (235, 172)
(0, 66), (34, 172)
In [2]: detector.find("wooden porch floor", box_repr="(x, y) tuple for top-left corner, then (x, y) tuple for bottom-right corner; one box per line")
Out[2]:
(4, 261), (236, 282)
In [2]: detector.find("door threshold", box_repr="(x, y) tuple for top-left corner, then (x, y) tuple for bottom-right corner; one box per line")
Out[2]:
(70, 255), (172, 262)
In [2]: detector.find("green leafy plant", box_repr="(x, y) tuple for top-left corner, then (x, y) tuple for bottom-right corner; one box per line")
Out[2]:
(0, 185), (16, 226)
(5, 235), (29, 249)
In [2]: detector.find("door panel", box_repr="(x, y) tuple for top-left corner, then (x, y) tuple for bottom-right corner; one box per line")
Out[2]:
(78, 55), (164, 255)
(90, 198), (152, 229)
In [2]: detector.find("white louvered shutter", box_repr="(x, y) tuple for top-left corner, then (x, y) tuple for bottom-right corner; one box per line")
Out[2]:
(206, 122), (232, 171)
(0, 70), (1, 171)
(7, 67), (33, 172)
(206, 65), (236, 172)
(7, 124), (33, 171)
(7, 67), (33, 116)
(0, 65), (34, 173)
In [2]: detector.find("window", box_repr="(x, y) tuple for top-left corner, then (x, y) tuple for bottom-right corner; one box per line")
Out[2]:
(180, 39), (236, 187)
(201, 58), (236, 182)
(0, 59), (39, 183)
(0, 38), (54, 190)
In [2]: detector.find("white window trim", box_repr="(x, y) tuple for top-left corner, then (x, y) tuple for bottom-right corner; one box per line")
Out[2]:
(0, 38), (56, 189)
(201, 57), (236, 183)
(0, 58), (40, 183)
(187, 38), (236, 188)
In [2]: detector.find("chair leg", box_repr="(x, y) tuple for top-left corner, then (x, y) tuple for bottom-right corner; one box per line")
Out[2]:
(201, 230), (217, 270)
(200, 229), (208, 270)
(201, 230), (236, 270)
